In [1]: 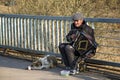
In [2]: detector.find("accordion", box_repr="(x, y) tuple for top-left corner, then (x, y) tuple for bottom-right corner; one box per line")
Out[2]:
(67, 29), (96, 56)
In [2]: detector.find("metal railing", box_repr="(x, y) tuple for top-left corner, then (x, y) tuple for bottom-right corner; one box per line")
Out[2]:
(0, 14), (120, 62)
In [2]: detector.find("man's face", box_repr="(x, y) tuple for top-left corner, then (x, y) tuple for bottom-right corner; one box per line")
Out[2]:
(73, 20), (83, 27)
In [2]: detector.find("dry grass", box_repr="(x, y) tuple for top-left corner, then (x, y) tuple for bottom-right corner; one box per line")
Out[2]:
(0, 5), (11, 13)
(0, 0), (120, 18)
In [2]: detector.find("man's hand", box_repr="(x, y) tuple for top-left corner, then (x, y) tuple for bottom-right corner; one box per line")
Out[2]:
(70, 34), (77, 41)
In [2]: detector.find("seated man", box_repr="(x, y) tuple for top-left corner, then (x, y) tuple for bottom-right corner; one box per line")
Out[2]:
(59, 13), (97, 75)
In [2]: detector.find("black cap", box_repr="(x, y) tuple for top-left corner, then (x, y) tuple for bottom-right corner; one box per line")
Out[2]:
(72, 13), (84, 20)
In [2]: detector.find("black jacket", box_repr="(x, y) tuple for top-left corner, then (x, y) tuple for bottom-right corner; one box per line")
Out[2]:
(66, 20), (95, 42)
(66, 20), (97, 55)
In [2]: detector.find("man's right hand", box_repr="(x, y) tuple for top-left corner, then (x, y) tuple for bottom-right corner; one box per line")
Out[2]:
(70, 34), (77, 41)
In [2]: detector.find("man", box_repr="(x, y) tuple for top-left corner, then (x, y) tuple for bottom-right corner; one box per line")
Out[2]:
(59, 13), (97, 75)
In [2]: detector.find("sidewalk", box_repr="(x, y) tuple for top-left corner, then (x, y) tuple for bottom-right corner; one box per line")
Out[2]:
(0, 55), (110, 80)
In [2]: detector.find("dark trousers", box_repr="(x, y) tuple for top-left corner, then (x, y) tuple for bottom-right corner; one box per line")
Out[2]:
(59, 43), (79, 69)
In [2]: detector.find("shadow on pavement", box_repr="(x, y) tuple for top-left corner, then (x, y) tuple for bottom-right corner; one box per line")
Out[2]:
(0, 55), (31, 69)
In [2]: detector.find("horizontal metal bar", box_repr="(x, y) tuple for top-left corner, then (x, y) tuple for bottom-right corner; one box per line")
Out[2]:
(87, 63), (120, 73)
(85, 18), (120, 23)
(86, 59), (120, 67)
(87, 68), (120, 80)
(0, 14), (71, 20)
(0, 14), (120, 23)
(0, 45), (61, 57)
